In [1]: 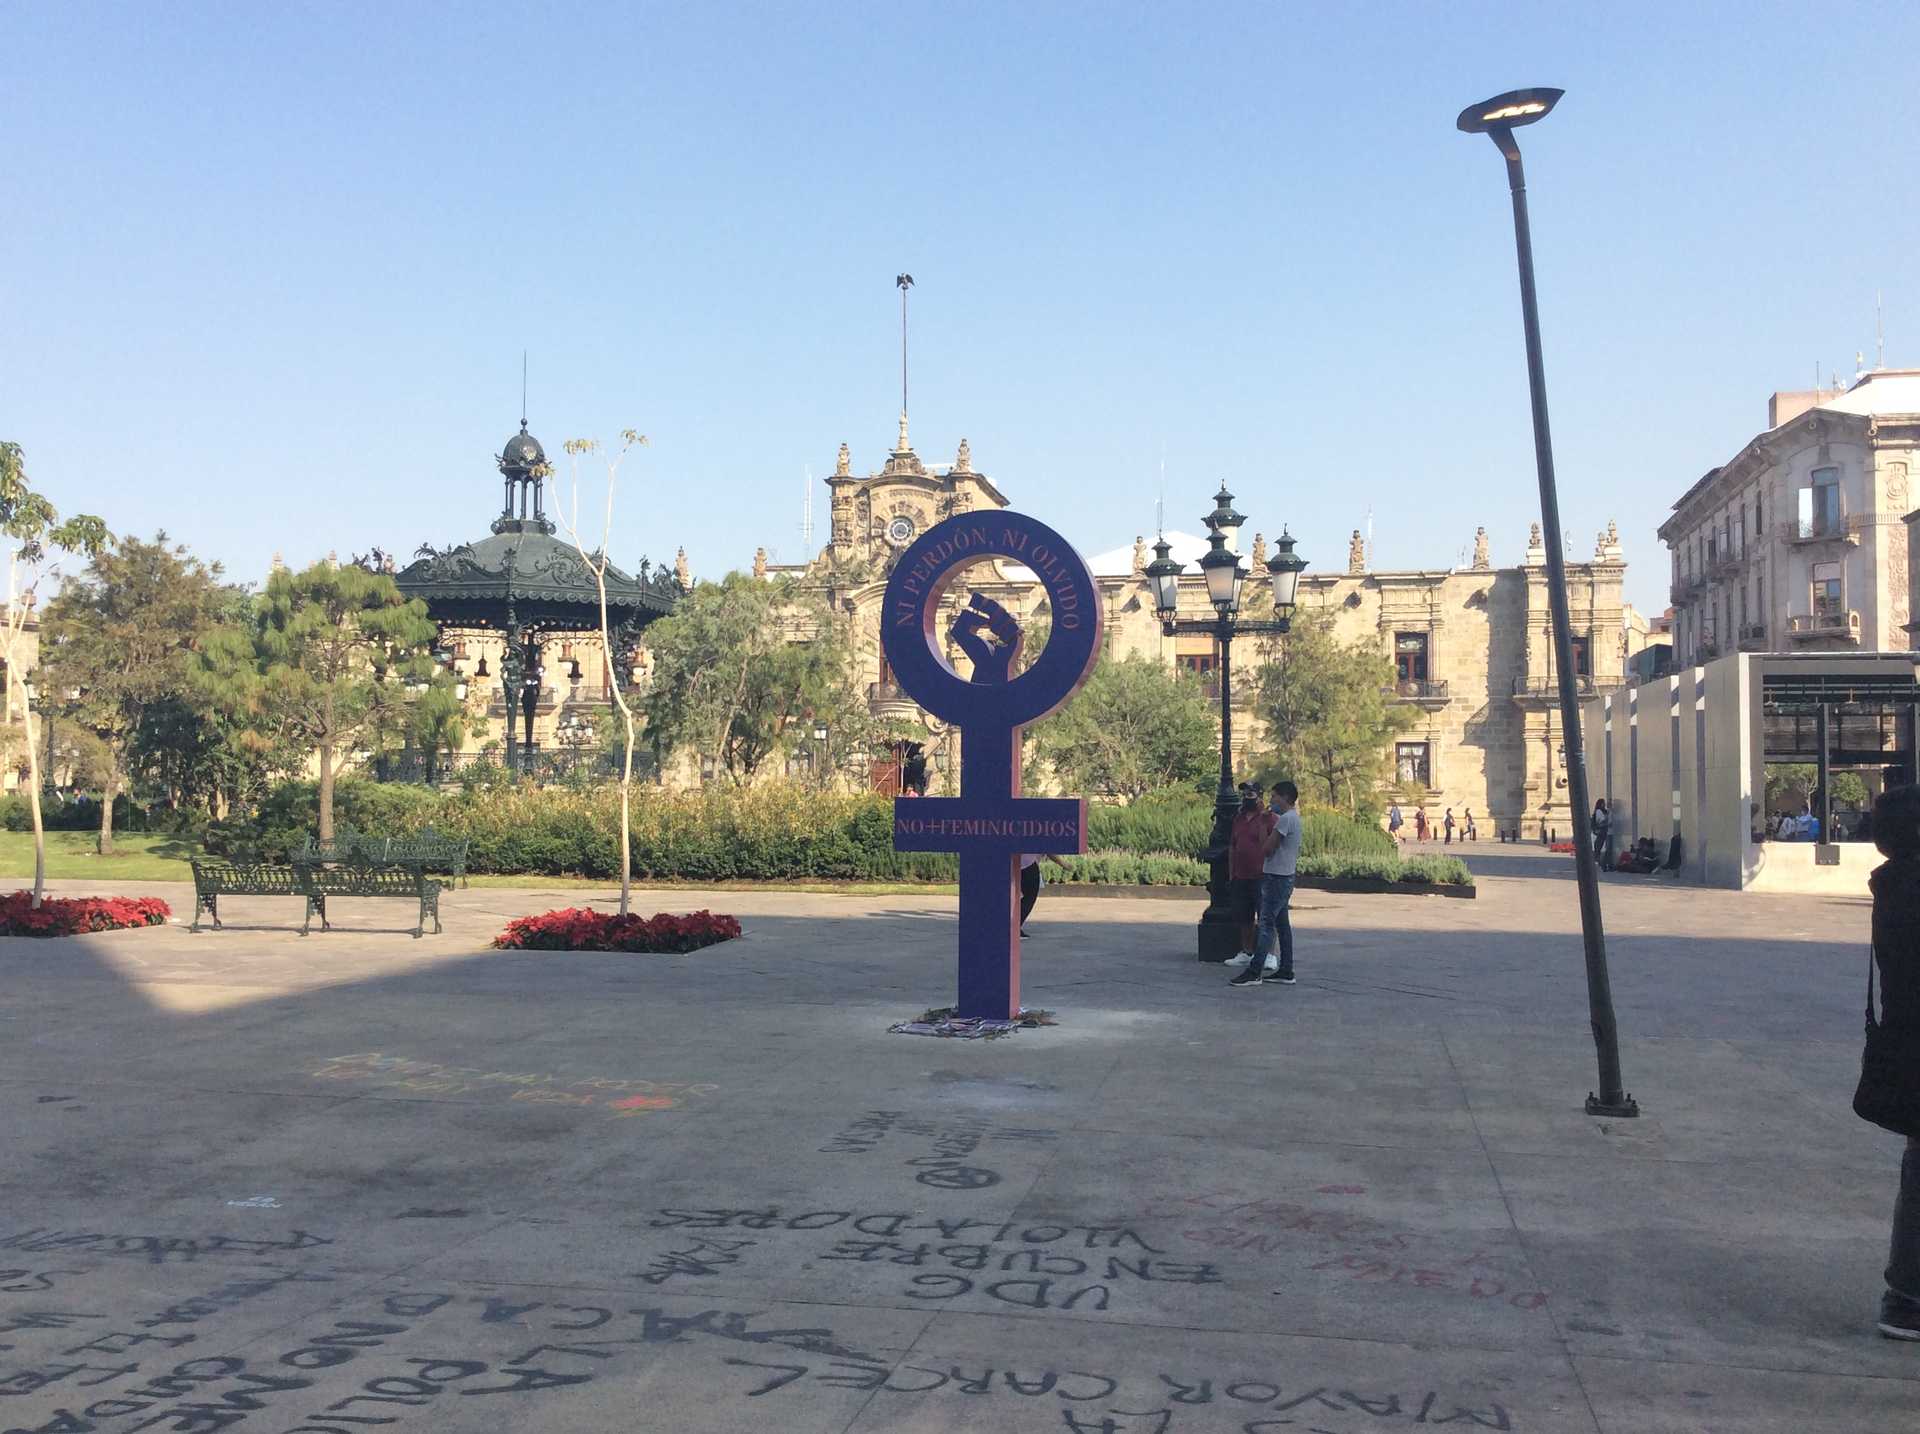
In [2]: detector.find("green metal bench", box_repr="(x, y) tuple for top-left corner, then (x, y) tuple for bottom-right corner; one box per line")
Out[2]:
(189, 858), (443, 938)
(298, 862), (443, 938)
(189, 860), (305, 933)
(294, 825), (471, 887)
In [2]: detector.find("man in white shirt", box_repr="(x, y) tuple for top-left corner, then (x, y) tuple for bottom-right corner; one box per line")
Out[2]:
(1230, 781), (1302, 988)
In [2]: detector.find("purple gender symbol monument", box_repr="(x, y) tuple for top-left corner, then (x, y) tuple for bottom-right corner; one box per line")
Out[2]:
(882, 511), (1102, 1020)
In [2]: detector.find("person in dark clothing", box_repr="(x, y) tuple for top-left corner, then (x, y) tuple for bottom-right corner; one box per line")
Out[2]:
(1225, 783), (1276, 968)
(1018, 853), (1067, 934)
(1869, 784), (1920, 1340)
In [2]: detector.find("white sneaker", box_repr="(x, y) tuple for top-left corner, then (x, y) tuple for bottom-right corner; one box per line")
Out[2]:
(1225, 952), (1253, 967)
(1262, 955), (1279, 976)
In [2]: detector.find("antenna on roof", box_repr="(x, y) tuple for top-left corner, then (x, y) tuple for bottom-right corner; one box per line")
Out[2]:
(801, 464), (814, 553)
(521, 350), (528, 427)
(1156, 440), (1166, 538)
(895, 273), (914, 444)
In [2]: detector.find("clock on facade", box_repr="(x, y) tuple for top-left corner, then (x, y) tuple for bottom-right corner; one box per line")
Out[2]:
(885, 515), (918, 548)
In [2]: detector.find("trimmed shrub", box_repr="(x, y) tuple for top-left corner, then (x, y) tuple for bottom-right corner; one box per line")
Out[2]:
(204, 779), (1462, 887)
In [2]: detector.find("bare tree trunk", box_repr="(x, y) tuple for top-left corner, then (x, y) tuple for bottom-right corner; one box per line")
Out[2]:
(20, 683), (47, 908)
(7, 556), (48, 907)
(317, 743), (336, 841)
(97, 775), (116, 857)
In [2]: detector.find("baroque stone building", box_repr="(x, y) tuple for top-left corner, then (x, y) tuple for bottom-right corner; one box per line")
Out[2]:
(1660, 368), (1920, 664)
(769, 421), (1630, 837)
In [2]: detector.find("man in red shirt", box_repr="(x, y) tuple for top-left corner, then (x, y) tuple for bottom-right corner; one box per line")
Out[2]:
(1226, 782), (1277, 970)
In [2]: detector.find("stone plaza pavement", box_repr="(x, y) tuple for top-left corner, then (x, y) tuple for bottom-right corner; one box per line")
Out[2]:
(1, 850), (1914, 1433)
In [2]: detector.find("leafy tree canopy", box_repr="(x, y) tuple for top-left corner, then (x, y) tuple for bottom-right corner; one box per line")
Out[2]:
(201, 560), (436, 838)
(1030, 651), (1216, 799)
(1252, 610), (1416, 815)
(643, 572), (879, 785)
(42, 533), (231, 851)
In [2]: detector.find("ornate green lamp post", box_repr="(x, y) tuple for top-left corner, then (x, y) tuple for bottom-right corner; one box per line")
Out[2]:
(1146, 492), (1307, 961)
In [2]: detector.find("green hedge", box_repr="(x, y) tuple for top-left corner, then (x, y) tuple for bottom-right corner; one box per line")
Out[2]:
(202, 779), (1463, 886)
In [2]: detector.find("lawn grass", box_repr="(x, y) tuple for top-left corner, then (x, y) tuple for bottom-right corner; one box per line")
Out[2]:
(0, 831), (200, 883)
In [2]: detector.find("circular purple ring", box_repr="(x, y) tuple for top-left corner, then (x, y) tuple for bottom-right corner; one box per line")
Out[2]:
(880, 512), (1101, 729)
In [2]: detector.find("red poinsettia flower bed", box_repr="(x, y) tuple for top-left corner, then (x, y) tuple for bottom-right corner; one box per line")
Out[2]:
(492, 907), (741, 954)
(0, 891), (171, 938)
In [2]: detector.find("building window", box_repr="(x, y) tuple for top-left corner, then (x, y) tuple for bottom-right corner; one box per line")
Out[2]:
(1812, 561), (1843, 618)
(1570, 633), (1591, 676)
(1394, 632), (1429, 685)
(1396, 742), (1431, 788)
(1802, 466), (1841, 537)
(1732, 513), (1744, 556)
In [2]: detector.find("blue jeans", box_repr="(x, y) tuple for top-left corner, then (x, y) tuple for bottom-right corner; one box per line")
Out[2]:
(1253, 873), (1294, 976)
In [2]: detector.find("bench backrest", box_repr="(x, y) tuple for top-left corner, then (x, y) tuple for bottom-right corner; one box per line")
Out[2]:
(191, 860), (306, 894)
(298, 864), (433, 896)
(293, 825), (469, 870)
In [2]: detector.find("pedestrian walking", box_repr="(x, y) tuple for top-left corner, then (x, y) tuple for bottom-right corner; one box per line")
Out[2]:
(1230, 781), (1302, 989)
(1414, 808), (1429, 843)
(1592, 799), (1612, 862)
(1225, 783), (1277, 971)
(1387, 803), (1405, 844)
(1862, 784), (1920, 1340)
(1463, 808), (1478, 841)
(1018, 852), (1068, 934)
(1443, 808), (1456, 845)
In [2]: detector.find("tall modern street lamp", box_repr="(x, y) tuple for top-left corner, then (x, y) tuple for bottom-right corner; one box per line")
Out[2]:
(1458, 87), (1637, 1117)
(1146, 492), (1306, 962)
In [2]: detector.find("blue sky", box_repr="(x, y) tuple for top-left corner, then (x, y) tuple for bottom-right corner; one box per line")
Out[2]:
(4, 2), (1914, 615)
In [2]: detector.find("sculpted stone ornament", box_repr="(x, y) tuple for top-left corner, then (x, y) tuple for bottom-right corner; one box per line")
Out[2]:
(883, 512), (1101, 1019)
(1348, 529), (1366, 575)
(1472, 526), (1490, 570)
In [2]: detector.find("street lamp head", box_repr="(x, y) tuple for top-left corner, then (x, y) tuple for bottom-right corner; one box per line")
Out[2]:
(1458, 87), (1562, 160)
(1205, 483), (1247, 555)
(1455, 87), (1563, 135)
(1265, 528), (1306, 618)
(813, 723), (829, 742)
(1197, 527), (1245, 614)
(1144, 536), (1185, 621)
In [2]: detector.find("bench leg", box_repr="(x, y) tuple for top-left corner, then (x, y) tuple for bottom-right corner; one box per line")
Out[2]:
(191, 893), (217, 933)
(303, 894), (328, 935)
(424, 887), (442, 936)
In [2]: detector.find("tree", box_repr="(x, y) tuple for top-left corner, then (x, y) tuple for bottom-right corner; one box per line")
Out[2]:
(1765, 762), (1868, 809)
(1253, 609), (1416, 813)
(202, 560), (436, 840)
(407, 678), (468, 785)
(643, 572), (866, 786)
(1030, 652), (1216, 798)
(126, 582), (276, 818)
(556, 431), (648, 915)
(0, 440), (107, 905)
(41, 534), (228, 854)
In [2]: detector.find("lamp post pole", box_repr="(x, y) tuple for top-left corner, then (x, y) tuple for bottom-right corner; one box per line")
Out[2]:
(1145, 503), (1307, 962)
(1459, 88), (1636, 1117)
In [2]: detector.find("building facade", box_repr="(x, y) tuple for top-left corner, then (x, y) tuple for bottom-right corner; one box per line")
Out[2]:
(771, 421), (1630, 837)
(1658, 369), (1920, 667)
